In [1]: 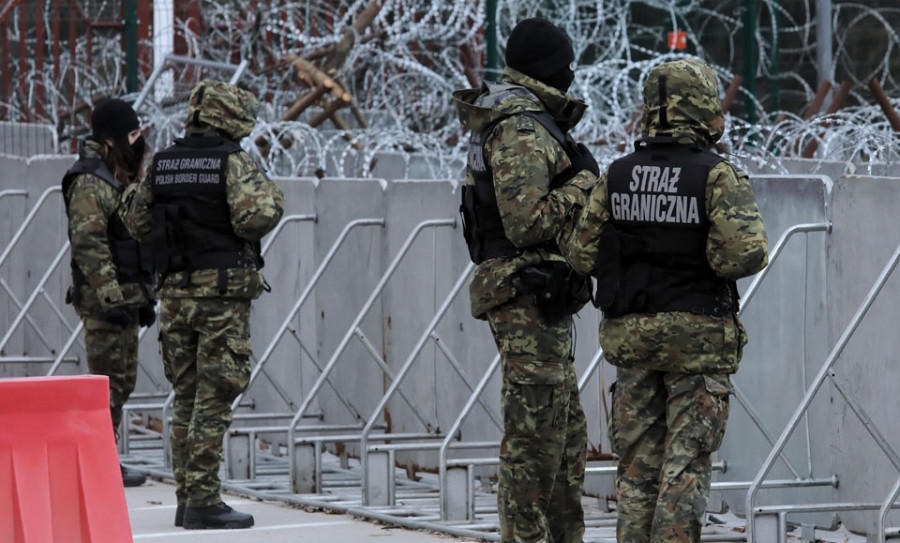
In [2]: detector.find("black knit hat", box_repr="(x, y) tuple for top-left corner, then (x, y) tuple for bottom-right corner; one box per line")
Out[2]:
(90, 98), (139, 140)
(505, 18), (575, 90)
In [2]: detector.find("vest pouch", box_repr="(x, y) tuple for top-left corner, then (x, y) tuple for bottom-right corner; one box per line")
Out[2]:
(592, 225), (623, 311)
(459, 185), (482, 263)
(152, 203), (186, 276)
(520, 261), (585, 322)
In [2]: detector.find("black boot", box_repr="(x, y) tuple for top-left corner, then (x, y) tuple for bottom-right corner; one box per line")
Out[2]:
(121, 465), (146, 487)
(175, 504), (185, 527)
(183, 502), (254, 530)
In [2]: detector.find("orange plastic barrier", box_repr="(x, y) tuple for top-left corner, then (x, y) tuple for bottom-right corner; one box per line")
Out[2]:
(0, 375), (133, 543)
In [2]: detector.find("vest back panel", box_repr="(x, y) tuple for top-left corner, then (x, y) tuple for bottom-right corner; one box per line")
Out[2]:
(149, 135), (250, 276)
(603, 142), (734, 317)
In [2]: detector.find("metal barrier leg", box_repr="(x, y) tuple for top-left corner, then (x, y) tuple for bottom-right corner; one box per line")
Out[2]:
(366, 450), (395, 506)
(292, 442), (318, 494)
(443, 466), (471, 521)
(226, 433), (252, 480)
(118, 418), (127, 455)
(756, 512), (788, 543)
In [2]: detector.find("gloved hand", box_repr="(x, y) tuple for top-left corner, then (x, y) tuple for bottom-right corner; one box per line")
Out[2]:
(101, 305), (136, 327)
(138, 303), (157, 328)
(569, 143), (600, 177)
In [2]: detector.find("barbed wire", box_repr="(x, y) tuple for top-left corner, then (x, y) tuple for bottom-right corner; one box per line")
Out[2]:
(2, 1), (899, 176)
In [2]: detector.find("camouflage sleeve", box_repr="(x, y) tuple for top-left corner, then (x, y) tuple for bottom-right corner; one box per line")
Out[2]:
(119, 174), (155, 243)
(558, 170), (614, 276)
(488, 115), (596, 248)
(226, 152), (285, 241)
(706, 161), (769, 279)
(66, 176), (123, 308)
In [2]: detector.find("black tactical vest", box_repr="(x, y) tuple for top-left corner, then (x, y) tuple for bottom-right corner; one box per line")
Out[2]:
(602, 138), (737, 317)
(460, 110), (578, 264)
(62, 157), (153, 289)
(149, 133), (259, 288)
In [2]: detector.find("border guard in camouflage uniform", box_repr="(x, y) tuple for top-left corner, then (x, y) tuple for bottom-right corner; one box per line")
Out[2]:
(120, 80), (284, 530)
(63, 98), (155, 488)
(559, 58), (768, 543)
(453, 17), (599, 543)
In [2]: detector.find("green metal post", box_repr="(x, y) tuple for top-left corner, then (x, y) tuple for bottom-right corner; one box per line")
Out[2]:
(743, 0), (757, 124)
(485, 0), (500, 81)
(769, 1), (780, 117)
(124, 0), (139, 93)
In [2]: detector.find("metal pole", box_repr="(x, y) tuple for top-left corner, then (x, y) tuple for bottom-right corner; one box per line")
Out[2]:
(0, 186), (62, 269)
(360, 262), (475, 500)
(768, 0), (781, 116)
(816, 0), (834, 86)
(439, 354), (501, 520)
(485, 0), (500, 81)
(746, 241), (900, 542)
(124, 0), (139, 93)
(742, 0), (757, 125)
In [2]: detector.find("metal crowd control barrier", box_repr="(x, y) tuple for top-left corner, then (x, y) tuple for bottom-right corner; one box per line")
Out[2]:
(0, 242), (69, 354)
(0, 187), (82, 366)
(149, 214), (323, 467)
(432, 220), (838, 525)
(118, 215), (319, 461)
(359, 261), (485, 506)
(133, 54), (248, 112)
(747, 239), (900, 543)
(287, 218), (456, 495)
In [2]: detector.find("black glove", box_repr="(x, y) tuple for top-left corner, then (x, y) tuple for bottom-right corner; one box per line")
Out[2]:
(138, 303), (157, 327)
(569, 142), (600, 177)
(101, 305), (136, 327)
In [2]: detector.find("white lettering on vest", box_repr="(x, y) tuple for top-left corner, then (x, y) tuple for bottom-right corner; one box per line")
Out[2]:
(613, 165), (696, 224)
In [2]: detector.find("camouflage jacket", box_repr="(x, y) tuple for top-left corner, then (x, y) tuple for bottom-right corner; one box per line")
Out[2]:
(120, 139), (284, 299)
(453, 67), (597, 319)
(64, 139), (150, 314)
(559, 58), (768, 374)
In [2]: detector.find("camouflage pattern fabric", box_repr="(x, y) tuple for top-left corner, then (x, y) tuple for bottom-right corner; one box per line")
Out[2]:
(454, 66), (594, 542)
(118, 80), (282, 508)
(66, 139), (149, 310)
(487, 293), (587, 543)
(65, 138), (150, 438)
(558, 64), (768, 375)
(81, 314), (139, 433)
(610, 369), (731, 543)
(640, 58), (725, 144)
(186, 79), (259, 140)
(453, 67), (597, 319)
(160, 297), (251, 508)
(119, 138), (284, 299)
(557, 57), (768, 542)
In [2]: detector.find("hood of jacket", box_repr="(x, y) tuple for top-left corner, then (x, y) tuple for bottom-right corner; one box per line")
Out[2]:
(640, 58), (724, 146)
(453, 67), (587, 134)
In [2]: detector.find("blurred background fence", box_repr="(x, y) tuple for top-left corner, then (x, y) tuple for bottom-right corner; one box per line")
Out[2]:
(1, 0), (899, 175)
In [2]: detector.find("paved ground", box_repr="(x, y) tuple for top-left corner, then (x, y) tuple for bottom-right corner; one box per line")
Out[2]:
(126, 478), (480, 542)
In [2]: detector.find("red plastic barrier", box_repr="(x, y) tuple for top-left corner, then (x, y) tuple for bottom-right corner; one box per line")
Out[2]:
(0, 375), (133, 543)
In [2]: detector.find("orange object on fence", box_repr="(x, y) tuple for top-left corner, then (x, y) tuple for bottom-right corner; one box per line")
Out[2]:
(668, 30), (687, 50)
(0, 375), (133, 543)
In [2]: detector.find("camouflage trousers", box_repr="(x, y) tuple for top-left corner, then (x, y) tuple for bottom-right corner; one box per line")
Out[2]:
(610, 368), (732, 543)
(159, 297), (252, 508)
(487, 294), (588, 543)
(82, 313), (140, 435)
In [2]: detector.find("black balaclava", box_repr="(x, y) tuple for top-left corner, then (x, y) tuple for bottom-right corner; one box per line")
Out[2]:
(90, 98), (139, 141)
(505, 17), (576, 93)
(125, 136), (146, 173)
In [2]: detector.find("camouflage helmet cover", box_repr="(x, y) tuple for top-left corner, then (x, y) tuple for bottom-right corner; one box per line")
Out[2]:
(185, 79), (259, 140)
(641, 57), (724, 144)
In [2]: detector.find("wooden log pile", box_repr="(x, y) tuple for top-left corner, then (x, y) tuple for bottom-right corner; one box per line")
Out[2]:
(255, 0), (382, 156)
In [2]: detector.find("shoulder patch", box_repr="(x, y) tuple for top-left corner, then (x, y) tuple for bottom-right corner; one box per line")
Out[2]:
(515, 114), (536, 133)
